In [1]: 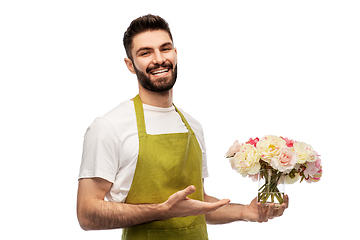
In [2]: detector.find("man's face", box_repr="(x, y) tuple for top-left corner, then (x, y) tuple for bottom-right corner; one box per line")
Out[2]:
(126, 30), (178, 92)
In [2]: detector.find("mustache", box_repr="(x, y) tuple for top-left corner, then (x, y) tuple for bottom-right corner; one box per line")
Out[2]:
(146, 62), (173, 74)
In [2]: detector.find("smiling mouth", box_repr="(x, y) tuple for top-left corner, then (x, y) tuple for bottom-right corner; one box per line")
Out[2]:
(150, 68), (170, 76)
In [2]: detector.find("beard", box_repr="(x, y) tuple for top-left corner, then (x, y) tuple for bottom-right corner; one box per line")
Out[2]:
(133, 61), (178, 93)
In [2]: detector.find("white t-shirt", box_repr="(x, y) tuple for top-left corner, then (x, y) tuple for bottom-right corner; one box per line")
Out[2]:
(79, 100), (209, 203)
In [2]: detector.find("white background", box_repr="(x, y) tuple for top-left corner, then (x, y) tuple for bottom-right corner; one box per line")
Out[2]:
(1, 0), (359, 239)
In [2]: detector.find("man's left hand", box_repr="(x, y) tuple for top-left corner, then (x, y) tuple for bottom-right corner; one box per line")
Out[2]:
(241, 195), (289, 222)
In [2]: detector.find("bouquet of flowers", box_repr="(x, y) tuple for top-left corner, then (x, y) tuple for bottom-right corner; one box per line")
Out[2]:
(225, 135), (322, 206)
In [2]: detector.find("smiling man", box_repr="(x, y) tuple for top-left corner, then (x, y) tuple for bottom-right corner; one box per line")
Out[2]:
(127, 31), (177, 93)
(124, 29), (178, 105)
(77, 14), (288, 240)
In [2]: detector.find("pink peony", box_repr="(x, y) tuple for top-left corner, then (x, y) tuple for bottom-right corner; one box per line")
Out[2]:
(270, 147), (298, 173)
(305, 167), (322, 183)
(281, 137), (295, 148)
(225, 140), (241, 157)
(246, 137), (260, 147)
(303, 153), (322, 178)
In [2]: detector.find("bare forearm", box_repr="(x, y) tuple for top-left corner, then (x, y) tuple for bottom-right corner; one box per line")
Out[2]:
(204, 194), (246, 224)
(78, 199), (165, 230)
(77, 181), (230, 231)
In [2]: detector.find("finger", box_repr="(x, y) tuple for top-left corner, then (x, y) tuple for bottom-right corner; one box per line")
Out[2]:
(284, 195), (289, 208)
(210, 199), (230, 210)
(266, 203), (275, 220)
(275, 204), (286, 217)
(167, 186), (196, 204)
(184, 185), (196, 195)
(189, 198), (230, 216)
(257, 202), (265, 222)
(178, 185), (196, 199)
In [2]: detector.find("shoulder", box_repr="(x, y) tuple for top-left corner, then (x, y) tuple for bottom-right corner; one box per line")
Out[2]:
(100, 100), (136, 130)
(102, 100), (135, 121)
(85, 100), (136, 139)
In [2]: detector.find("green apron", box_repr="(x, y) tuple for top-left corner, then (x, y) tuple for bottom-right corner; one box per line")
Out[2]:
(121, 95), (208, 240)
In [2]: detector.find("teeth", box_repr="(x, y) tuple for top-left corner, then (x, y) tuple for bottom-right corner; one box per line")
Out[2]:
(152, 69), (169, 75)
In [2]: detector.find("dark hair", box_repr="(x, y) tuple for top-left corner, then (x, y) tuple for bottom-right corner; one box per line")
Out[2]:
(123, 14), (173, 60)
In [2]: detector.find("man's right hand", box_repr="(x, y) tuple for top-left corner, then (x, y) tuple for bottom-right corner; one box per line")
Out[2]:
(160, 185), (230, 220)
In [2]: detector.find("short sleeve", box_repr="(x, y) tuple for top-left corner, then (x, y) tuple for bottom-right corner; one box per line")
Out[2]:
(78, 117), (119, 183)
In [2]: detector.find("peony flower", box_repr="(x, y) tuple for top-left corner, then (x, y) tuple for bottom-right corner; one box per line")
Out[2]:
(270, 147), (299, 173)
(303, 153), (322, 178)
(284, 173), (300, 184)
(293, 141), (317, 164)
(256, 135), (286, 163)
(305, 167), (322, 183)
(281, 137), (295, 147)
(225, 140), (241, 157)
(229, 144), (260, 177)
(246, 137), (259, 147)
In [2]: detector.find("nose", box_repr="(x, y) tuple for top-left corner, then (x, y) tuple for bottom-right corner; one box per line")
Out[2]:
(152, 50), (165, 64)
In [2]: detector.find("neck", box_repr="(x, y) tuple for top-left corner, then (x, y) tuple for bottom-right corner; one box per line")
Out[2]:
(138, 87), (173, 108)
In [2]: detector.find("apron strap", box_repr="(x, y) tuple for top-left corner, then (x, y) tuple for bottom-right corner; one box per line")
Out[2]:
(134, 95), (146, 134)
(133, 95), (194, 134)
(173, 105), (194, 134)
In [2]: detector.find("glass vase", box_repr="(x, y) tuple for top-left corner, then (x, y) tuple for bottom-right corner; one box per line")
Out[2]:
(257, 169), (285, 209)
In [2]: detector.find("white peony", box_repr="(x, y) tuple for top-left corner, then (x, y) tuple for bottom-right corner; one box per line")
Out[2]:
(284, 173), (300, 184)
(256, 135), (286, 163)
(293, 141), (317, 164)
(229, 144), (261, 177)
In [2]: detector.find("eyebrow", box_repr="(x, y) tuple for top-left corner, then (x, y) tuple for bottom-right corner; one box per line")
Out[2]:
(136, 42), (173, 55)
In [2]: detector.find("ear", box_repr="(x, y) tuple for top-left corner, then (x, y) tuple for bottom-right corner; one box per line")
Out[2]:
(174, 47), (178, 58)
(124, 58), (136, 74)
